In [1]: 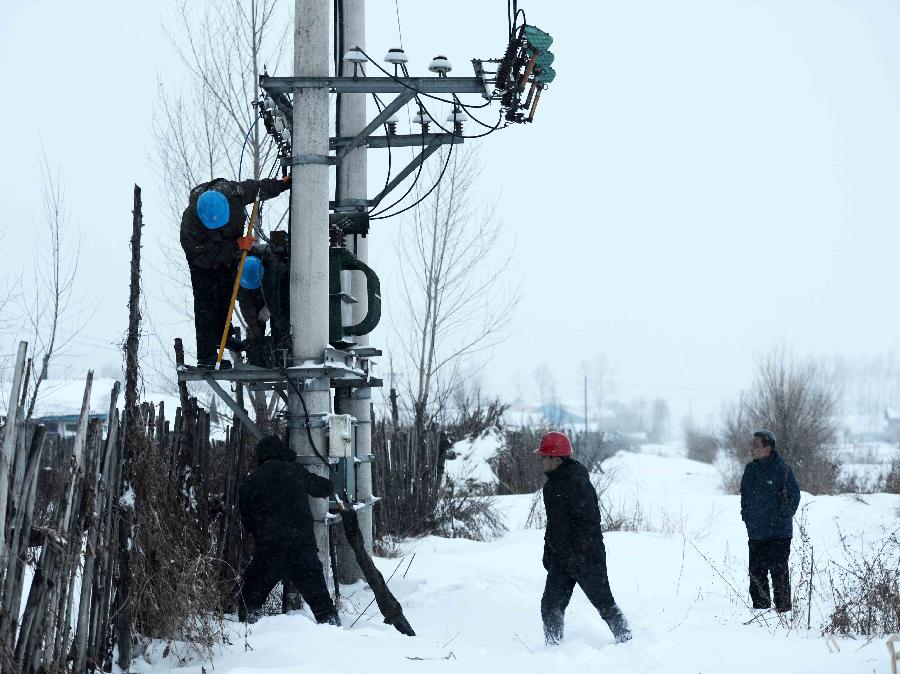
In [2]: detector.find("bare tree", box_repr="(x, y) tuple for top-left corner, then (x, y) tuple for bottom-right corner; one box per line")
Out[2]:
(648, 398), (671, 443)
(0, 227), (21, 407)
(150, 0), (290, 414)
(151, 0), (289, 332)
(155, 0), (289, 212)
(393, 147), (519, 434)
(583, 355), (615, 425)
(722, 348), (839, 494)
(22, 151), (84, 418)
(533, 363), (562, 425)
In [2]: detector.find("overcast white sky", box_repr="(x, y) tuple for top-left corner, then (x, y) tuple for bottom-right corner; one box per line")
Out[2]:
(2, 0), (900, 426)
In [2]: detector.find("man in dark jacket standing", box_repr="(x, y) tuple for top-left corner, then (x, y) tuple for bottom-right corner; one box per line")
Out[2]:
(537, 431), (631, 646)
(238, 435), (339, 625)
(740, 430), (801, 612)
(180, 176), (290, 367)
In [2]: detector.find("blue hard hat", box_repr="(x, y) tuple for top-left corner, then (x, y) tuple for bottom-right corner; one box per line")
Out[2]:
(196, 190), (230, 229)
(240, 256), (264, 289)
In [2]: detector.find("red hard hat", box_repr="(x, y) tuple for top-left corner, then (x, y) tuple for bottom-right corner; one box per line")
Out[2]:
(533, 431), (573, 457)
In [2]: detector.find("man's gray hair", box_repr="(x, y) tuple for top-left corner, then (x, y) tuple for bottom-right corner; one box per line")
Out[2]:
(753, 429), (776, 449)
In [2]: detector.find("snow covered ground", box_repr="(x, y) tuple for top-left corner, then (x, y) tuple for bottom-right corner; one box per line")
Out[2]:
(133, 443), (898, 674)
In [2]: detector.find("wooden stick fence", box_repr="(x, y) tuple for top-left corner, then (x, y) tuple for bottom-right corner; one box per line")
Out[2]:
(0, 348), (250, 672)
(0, 184), (263, 672)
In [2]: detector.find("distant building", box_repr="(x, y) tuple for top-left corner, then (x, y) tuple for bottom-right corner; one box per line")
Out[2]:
(35, 412), (109, 438)
(503, 401), (586, 429)
(1, 377), (181, 439)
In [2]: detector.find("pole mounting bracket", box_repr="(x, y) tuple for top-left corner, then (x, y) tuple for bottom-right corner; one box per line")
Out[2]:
(369, 135), (460, 209)
(336, 90), (417, 161)
(202, 373), (264, 440)
(285, 153), (335, 166)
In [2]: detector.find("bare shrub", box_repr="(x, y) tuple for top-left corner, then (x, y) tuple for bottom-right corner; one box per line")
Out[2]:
(825, 528), (900, 636)
(783, 506), (816, 630)
(686, 429), (719, 464)
(372, 421), (450, 539)
(524, 490), (545, 530)
(447, 396), (507, 441)
(495, 428), (617, 497)
(572, 431), (617, 471)
(124, 403), (253, 661)
(373, 537), (403, 559)
(373, 419), (505, 542)
(431, 474), (507, 542)
(716, 452), (744, 495)
(836, 471), (885, 495)
(591, 468), (653, 533)
(722, 348), (839, 494)
(129, 433), (229, 652)
(883, 454), (900, 495)
(493, 428), (547, 495)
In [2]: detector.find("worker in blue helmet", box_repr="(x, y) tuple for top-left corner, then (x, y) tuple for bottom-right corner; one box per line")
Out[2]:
(237, 252), (272, 367)
(179, 175), (291, 368)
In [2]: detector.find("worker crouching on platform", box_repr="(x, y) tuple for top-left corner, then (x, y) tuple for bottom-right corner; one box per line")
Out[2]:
(180, 176), (290, 368)
(537, 431), (632, 646)
(238, 435), (340, 625)
(237, 253), (272, 367)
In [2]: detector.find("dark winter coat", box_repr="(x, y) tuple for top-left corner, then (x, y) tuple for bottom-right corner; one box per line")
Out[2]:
(180, 178), (288, 270)
(740, 450), (801, 540)
(238, 443), (334, 550)
(542, 459), (605, 576)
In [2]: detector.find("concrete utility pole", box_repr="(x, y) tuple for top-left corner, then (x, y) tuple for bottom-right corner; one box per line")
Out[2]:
(291, 0), (332, 570)
(334, 0), (374, 582)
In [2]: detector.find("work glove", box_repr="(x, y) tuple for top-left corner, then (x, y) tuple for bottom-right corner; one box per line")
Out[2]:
(258, 306), (271, 322)
(237, 235), (254, 251)
(281, 174), (291, 184)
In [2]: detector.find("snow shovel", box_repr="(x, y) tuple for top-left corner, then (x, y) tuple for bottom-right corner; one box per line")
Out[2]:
(336, 499), (416, 637)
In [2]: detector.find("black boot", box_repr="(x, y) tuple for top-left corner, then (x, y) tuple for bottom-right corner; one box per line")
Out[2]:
(319, 612), (342, 626)
(238, 603), (261, 624)
(603, 607), (632, 644)
(225, 327), (248, 352)
(196, 358), (231, 370)
(543, 613), (564, 646)
(282, 586), (304, 613)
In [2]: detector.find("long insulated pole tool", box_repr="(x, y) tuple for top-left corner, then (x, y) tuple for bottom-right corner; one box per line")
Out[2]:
(215, 191), (261, 369)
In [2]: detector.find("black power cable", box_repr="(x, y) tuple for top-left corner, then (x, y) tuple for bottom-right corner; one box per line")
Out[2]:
(452, 93), (506, 131)
(369, 139), (455, 221)
(281, 368), (333, 470)
(357, 48), (497, 115)
(367, 119), (429, 218)
(370, 93), (395, 213)
(417, 98), (505, 139)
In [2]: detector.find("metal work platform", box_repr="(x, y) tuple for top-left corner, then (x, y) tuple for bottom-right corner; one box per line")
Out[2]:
(176, 346), (382, 439)
(177, 346), (382, 388)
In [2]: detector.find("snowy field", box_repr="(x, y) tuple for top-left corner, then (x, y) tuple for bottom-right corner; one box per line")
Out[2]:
(133, 444), (898, 674)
